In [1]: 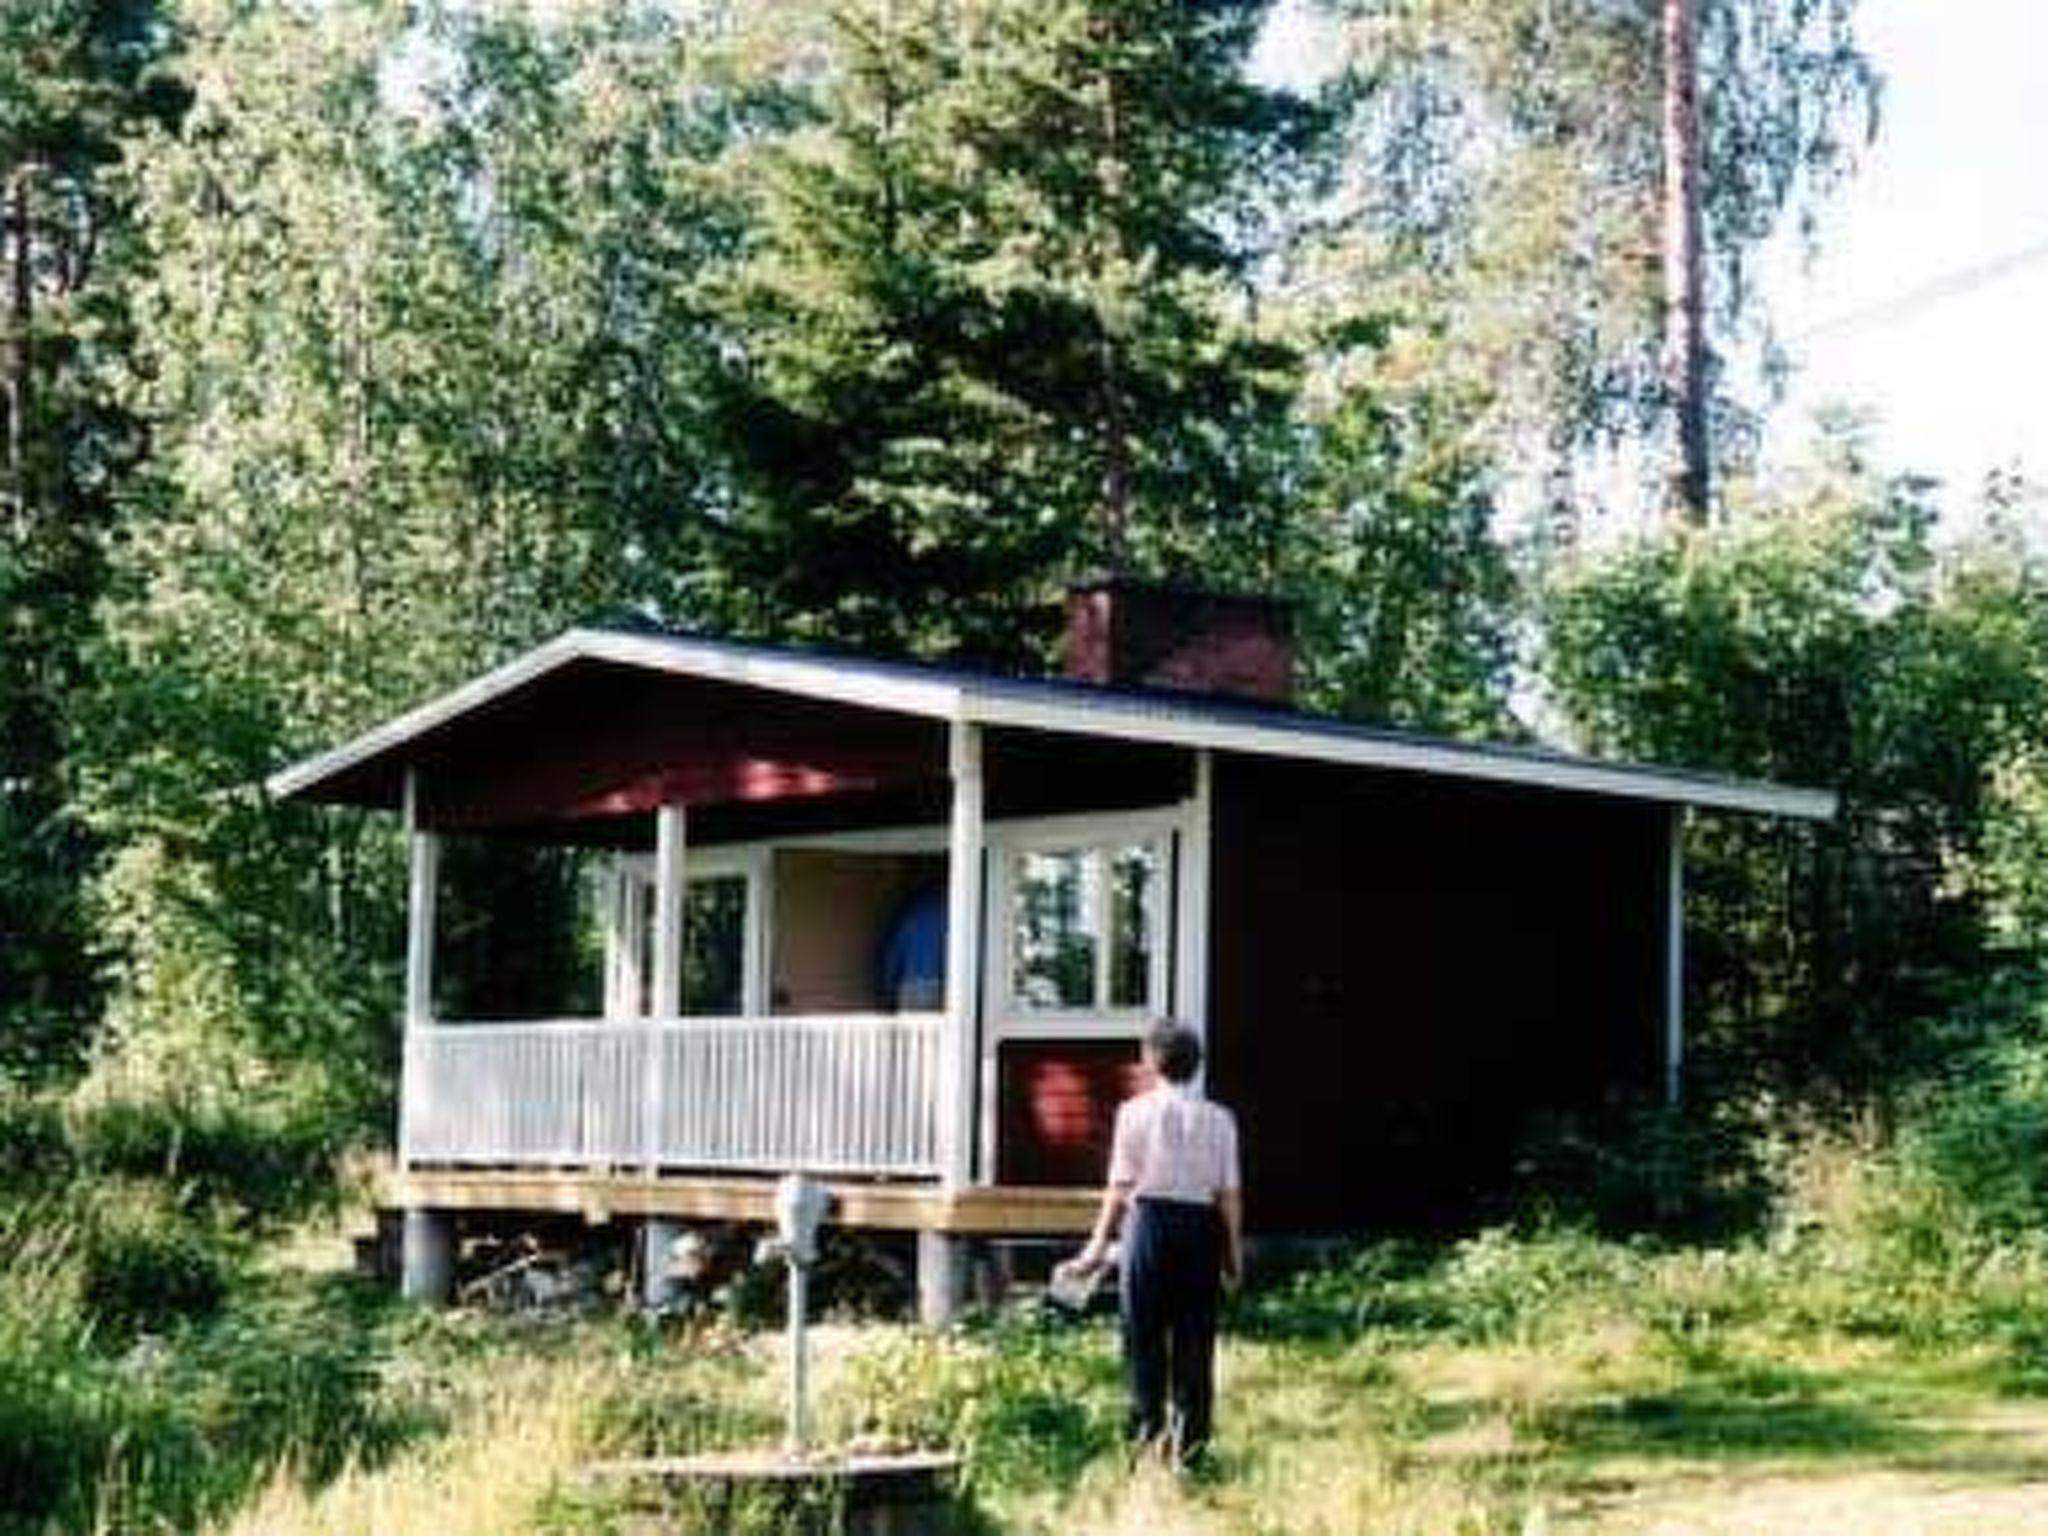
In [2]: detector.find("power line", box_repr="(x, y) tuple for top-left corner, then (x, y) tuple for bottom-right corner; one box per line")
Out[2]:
(1791, 235), (2048, 344)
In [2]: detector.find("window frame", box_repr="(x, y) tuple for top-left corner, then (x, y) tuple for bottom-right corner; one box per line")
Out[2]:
(603, 847), (769, 1019)
(985, 809), (1178, 1041)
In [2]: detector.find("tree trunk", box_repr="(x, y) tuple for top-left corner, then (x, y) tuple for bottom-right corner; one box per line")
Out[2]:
(1095, 22), (1131, 574)
(1662, 0), (1709, 525)
(4, 168), (31, 519)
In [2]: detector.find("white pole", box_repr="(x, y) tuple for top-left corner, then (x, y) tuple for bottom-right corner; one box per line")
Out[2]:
(942, 720), (984, 1189)
(402, 769), (440, 1169)
(1179, 748), (1213, 1053)
(648, 804), (687, 1169)
(787, 1258), (809, 1455)
(1664, 806), (1685, 1106)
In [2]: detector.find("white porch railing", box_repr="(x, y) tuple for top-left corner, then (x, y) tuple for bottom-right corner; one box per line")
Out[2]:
(402, 1014), (945, 1177)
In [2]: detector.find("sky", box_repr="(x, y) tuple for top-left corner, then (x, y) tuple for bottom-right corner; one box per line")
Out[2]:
(1253, 0), (2048, 511)
(1763, 0), (2048, 501)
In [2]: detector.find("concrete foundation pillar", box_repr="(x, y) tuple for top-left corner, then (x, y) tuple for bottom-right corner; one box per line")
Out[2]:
(400, 1208), (454, 1305)
(917, 1231), (971, 1326)
(642, 1217), (684, 1310)
(972, 1240), (1012, 1310)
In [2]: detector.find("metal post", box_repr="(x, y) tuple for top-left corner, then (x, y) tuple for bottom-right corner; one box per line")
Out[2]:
(787, 1258), (809, 1455)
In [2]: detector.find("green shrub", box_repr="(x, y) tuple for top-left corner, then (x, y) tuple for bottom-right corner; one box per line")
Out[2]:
(166, 1281), (416, 1487)
(0, 1349), (113, 1534)
(1512, 1099), (1774, 1241)
(1897, 1025), (2048, 1242)
(71, 1092), (343, 1226)
(0, 1085), (70, 1185)
(828, 1315), (1119, 1496)
(1234, 1241), (1447, 1342)
(78, 1181), (232, 1336)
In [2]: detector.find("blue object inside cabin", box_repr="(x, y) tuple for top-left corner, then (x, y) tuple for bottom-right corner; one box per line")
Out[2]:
(878, 887), (947, 1010)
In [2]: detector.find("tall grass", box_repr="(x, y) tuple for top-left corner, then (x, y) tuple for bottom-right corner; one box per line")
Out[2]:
(216, 1359), (594, 1536)
(0, 1196), (423, 1536)
(14, 1083), (2048, 1533)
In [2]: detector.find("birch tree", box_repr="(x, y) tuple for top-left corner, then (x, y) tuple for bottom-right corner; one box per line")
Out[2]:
(1663, 0), (1709, 523)
(1315, 0), (1876, 531)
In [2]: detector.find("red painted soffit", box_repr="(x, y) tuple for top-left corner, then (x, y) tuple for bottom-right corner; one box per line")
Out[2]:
(560, 759), (885, 819)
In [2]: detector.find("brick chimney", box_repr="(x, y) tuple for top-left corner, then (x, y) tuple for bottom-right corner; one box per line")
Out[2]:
(1062, 578), (1295, 706)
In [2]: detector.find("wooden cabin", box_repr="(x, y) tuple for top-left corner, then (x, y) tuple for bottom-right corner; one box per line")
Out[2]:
(268, 583), (1834, 1318)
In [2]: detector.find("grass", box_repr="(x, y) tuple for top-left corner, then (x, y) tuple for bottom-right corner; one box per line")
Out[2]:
(17, 1181), (2048, 1532)
(154, 1229), (2048, 1533)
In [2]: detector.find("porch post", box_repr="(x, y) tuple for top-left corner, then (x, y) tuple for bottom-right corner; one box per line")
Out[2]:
(1664, 806), (1685, 1106)
(648, 803), (687, 1171)
(401, 769), (439, 1169)
(1177, 748), (1214, 1048)
(941, 719), (984, 1189)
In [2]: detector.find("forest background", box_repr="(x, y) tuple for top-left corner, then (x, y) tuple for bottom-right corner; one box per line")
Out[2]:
(8, 1), (2048, 1530)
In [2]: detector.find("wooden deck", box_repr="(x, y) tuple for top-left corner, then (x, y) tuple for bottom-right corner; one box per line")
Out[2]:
(379, 1163), (1099, 1236)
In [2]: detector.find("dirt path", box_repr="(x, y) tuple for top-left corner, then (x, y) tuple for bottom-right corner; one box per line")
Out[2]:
(1571, 1400), (2048, 1534)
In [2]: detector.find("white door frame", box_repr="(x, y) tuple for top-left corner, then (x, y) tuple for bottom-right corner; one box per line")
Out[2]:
(975, 760), (1213, 1181)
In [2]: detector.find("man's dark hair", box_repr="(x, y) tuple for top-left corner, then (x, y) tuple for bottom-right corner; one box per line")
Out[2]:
(1145, 1019), (1202, 1083)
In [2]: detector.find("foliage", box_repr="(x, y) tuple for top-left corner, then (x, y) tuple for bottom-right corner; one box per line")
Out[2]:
(1286, 335), (1516, 731)
(1511, 1097), (1776, 1240)
(1880, 976), (2048, 1247)
(69, 1084), (349, 1225)
(827, 1312), (1124, 1496)
(75, 1178), (233, 1336)
(0, 1205), (422, 1536)
(701, 0), (1318, 663)
(0, 0), (187, 1082)
(0, 1080), (69, 1181)
(1311, 0), (1879, 521)
(80, 0), (741, 1111)
(1547, 439), (2048, 1103)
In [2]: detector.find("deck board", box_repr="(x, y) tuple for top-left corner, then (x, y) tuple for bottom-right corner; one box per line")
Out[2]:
(379, 1163), (1098, 1235)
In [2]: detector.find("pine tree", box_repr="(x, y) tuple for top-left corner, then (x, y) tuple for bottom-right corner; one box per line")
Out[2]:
(703, 0), (1316, 664)
(0, 0), (184, 1079)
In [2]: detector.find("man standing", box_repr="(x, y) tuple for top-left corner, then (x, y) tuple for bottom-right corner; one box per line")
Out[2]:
(1060, 1019), (1243, 1469)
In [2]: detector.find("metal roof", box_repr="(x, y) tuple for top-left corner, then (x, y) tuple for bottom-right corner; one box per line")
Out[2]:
(265, 625), (1838, 821)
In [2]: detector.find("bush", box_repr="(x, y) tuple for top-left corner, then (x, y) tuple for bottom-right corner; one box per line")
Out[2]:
(0, 1085), (70, 1184)
(78, 1181), (233, 1336)
(71, 1091), (344, 1226)
(828, 1315), (1120, 1495)
(0, 1208), (419, 1536)
(1234, 1241), (1446, 1342)
(1512, 1099), (1775, 1241)
(1899, 1029), (2048, 1241)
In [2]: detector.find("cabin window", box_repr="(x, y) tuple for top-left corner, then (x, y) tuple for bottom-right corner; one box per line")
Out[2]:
(1006, 837), (1164, 1016)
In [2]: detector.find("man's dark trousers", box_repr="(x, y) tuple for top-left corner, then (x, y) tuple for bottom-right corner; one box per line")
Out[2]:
(1120, 1197), (1221, 1464)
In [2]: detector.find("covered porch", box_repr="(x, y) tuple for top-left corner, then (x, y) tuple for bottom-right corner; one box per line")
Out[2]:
(273, 630), (1211, 1215)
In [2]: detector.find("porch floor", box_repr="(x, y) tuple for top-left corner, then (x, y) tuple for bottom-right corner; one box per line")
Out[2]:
(379, 1163), (1099, 1236)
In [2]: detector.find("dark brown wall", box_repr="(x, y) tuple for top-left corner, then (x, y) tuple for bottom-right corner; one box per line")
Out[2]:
(1205, 754), (1668, 1235)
